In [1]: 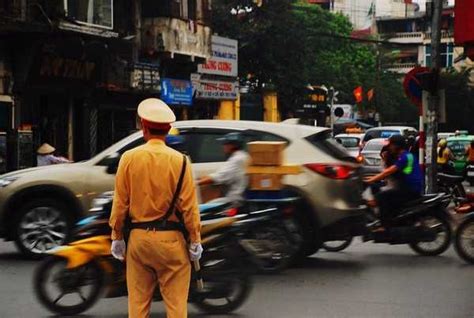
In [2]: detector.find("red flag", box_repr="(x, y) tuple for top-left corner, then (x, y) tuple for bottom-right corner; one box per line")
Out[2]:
(353, 86), (363, 103)
(367, 88), (374, 101)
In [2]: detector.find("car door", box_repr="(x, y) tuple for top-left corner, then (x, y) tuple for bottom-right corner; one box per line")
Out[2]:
(179, 126), (289, 178)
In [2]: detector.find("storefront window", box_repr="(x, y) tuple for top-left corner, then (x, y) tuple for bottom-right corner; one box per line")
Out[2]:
(65, 0), (113, 29)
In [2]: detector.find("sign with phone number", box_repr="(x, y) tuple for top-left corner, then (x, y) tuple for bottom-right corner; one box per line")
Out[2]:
(195, 79), (238, 100)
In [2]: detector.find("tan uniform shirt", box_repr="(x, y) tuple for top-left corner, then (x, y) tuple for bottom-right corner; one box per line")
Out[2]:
(109, 139), (201, 243)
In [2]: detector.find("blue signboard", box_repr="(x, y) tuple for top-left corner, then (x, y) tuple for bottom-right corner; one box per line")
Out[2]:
(161, 78), (193, 106)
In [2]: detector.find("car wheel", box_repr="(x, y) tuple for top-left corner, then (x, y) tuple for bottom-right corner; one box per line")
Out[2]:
(14, 199), (72, 258)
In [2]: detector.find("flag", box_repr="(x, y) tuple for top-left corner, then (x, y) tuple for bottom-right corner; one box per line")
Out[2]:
(367, 88), (374, 101)
(353, 86), (363, 103)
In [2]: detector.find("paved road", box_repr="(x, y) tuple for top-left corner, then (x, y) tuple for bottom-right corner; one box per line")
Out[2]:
(0, 238), (472, 318)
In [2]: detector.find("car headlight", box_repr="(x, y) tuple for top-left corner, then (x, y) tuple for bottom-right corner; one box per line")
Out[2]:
(91, 191), (114, 209)
(0, 176), (18, 188)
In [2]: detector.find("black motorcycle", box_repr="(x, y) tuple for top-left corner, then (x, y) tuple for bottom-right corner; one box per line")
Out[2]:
(322, 191), (452, 256)
(200, 196), (304, 274)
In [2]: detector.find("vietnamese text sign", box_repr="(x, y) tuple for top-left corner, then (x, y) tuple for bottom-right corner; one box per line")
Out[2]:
(161, 78), (193, 106)
(195, 79), (238, 100)
(131, 63), (160, 92)
(198, 36), (238, 77)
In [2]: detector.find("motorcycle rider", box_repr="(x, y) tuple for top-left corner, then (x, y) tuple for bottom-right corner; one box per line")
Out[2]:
(465, 140), (474, 166)
(197, 132), (249, 206)
(109, 98), (202, 318)
(437, 139), (455, 174)
(365, 135), (423, 230)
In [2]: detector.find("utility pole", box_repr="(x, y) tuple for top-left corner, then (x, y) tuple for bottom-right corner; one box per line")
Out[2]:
(329, 86), (335, 133)
(425, 0), (443, 193)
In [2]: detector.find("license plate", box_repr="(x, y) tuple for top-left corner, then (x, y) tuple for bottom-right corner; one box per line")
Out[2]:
(468, 171), (474, 177)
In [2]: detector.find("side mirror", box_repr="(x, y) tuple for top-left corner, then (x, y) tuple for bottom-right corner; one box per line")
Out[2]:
(104, 152), (121, 174)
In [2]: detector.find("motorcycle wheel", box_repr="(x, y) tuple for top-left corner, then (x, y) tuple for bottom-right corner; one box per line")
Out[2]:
(34, 256), (104, 316)
(243, 221), (303, 274)
(193, 271), (252, 314)
(454, 217), (474, 264)
(322, 237), (353, 252)
(409, 214), (452, 256)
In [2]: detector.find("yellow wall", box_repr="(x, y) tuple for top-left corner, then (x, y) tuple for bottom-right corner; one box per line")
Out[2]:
(217, 92), (279, 122)
(263, 91), (279, 122)
(218, 96), (240, 120)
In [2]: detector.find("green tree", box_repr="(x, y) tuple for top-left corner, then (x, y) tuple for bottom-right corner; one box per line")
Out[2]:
(439, 68), (474, 132)
(212, 0), (417, 123)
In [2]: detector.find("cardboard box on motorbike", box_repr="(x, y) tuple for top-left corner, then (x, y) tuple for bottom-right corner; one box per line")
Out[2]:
(246, 141), (302, 191)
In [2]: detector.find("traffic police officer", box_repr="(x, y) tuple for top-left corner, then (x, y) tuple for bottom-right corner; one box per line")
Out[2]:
(109, 98), (202, 318)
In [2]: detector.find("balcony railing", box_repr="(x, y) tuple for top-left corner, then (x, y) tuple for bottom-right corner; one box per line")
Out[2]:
(424, 30), (453, 40)
(385, 63), (418, 73)
(385, 32), (424, 44)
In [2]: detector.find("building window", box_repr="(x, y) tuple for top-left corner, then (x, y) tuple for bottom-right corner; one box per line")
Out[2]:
(424, 43), (454, 68)
(64, 0), (113, 29)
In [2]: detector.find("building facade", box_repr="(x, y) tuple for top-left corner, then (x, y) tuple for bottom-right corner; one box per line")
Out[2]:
(307, 0), (418, 30)
(0, 0), (214, 172)
(376, 6), (470, 74)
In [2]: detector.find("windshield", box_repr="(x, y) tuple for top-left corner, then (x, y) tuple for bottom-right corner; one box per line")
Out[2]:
(448, 140), (471, 157)
(336, 137), (360, 148)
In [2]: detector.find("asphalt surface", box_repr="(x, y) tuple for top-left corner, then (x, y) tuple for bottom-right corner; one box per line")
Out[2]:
(0, 236), (473, 318)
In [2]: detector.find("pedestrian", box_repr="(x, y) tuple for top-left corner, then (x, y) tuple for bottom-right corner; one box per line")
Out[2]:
(36, 143), (71, 166)
(197, 132), (249, 206)
(109, 98), (202, 318)
(437, 139), (455, 174)
(465, 140), (474, 165)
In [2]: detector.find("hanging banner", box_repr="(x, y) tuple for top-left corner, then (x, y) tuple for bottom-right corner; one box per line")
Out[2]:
(198, 36), (238, 77)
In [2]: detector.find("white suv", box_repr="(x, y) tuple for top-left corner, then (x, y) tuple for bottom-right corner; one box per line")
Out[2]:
(0, 120), (366, 256)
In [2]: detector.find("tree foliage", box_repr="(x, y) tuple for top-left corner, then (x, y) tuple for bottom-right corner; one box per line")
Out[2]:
(439, 68), (474, 133)
(212, 0), (417, 123)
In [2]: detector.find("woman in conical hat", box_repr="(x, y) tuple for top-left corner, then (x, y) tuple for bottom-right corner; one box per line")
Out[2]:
(37, 143), (71, 166)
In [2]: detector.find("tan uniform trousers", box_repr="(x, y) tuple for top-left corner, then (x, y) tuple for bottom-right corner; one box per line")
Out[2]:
(126, 229), (191, 318)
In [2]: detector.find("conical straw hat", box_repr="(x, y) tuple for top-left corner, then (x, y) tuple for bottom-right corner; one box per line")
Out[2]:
(37, 143), (56, 155)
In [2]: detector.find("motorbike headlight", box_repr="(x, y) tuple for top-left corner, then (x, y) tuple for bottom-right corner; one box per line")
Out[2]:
(91, 191), (114, 209)
(0, 176), (18, 188)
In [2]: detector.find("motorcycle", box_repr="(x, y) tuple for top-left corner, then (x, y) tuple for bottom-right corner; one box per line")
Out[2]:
(200, 195), (304, 274)
(321, 187), (452, 256)
(437, 173), (474, 214)
(34, 194), (257, 316)
(454, 212), (474, 264)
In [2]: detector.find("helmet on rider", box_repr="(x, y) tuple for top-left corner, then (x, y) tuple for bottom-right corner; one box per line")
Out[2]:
(388, 134), (407, 151)
(218, 132), (245, 149)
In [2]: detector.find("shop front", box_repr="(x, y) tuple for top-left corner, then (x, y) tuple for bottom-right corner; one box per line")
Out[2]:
(17, 37), (102, 165)
(194, 35), (240, 120)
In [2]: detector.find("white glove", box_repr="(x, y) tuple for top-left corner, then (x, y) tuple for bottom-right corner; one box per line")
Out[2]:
(111, 240), (126, 261)
(189, 242), (203, 261)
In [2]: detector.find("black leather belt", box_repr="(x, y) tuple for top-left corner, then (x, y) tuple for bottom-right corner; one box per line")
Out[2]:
(129, 220), (183, 232)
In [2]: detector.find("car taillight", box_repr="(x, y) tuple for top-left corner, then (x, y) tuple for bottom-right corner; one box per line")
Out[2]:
(226, 208), (239, 217)
(304, 163), (354, 180)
